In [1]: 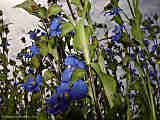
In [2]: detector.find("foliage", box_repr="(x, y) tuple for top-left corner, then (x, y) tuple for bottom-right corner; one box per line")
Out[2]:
(0, 0), (160, 120)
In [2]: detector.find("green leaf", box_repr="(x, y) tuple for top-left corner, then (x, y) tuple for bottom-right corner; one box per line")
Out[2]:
(77, 7), (83, 17)
(48, 4), (62, 17)
(74, 20), (90, 64)
(70, 68), (86, 87)
(61, 22), (74, 36)
(131, 0), (144, 50)
(71, 0), (81, 6)
(98, 50), (106, 73)
(155, 60), (160, 64)
(39, 42), (49, 56)
(48, 37), (58, 61)
(34, 7), (47, 18)
(31, 56), (40, 68)
(91, 63), (116, 108)
(37, 112), (48, 120)
(14, 0), (39, 16)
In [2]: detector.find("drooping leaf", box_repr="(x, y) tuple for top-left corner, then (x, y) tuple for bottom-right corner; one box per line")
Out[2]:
(71, 0), (81, 6)
(74, 20), (90, 64)
(61, 22), (74, 36)
(98, 50), (106, 73)
(70, 68), (86, 87)
(14, 0), (39, 17)
(91, 63), (117, 108)
(33, 7), (47, 18)
(48, 4), (62, 17)
(39, 42), (49, 56)
(31, 56), (40, 68)
(131, 0), (144, 50)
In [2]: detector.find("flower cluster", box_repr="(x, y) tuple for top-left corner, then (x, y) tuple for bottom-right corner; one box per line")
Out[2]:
(17, 44), (39, 58)
(46, 56), (88, 115)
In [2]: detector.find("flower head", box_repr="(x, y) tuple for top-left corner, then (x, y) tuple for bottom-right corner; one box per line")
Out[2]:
(62, 68), (72, 83)
(29, 31), (36, 40)
(104, 8), (120, 16)
(64, 55), (88, 69)
(111, 31), (122, 41)
(70, 80), (88, 100)
(56, 83), (69, 94)
(29, 45), (39, 56)
(49, 17), (62, 36)
(22, 74), (43, 92)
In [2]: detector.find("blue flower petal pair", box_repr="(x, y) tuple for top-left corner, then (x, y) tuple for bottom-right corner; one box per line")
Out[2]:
(70, 80), (88, 100)
(22, 74), (43, 92)
(49, 17), (62, 36)
(64, 55), (88, 69)
(104, 8), (120, 16)
(29, 45), (39, 56)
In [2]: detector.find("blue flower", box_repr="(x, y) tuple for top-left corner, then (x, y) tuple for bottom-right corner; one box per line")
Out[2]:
(46, 84), (71, 115)
(130, 53), (135, 61)
(70, 80), (88, 100)
(35, 74), (43, 86)
(149, 69), (157, 77)
(112, 31), (122, 41)
(49, 17), (62, 36)
(36, 29), (41, 33)
(131, 68), (136, 75)
(143, 40), (150, 46)
(41, 32), (47, 36)
(17, 53), (32, 59)
(139, 50), (144, 58)
(105, 48), (110, 55)
(23, 77), (34, 88)
(47, 98), (70, 115)
(22, 74), (43, 92)
(29, 31), (36, 40)
(104, 8), (120, 16)
(152, 44), (158, 51)
(112, 25), (119, 33)
(56, 83), (69, 94)
(29, 45), (39, 56)
(64, 55), (88, 69)
(62, 68), (72, 83)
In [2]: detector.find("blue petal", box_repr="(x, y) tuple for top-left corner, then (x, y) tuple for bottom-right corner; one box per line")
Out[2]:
(62, 68), (72, 83)
(70, 80), (88, 100)
(56, 83), (69, 94)
(64, 55), (80, 67)
(112, 25), (119, 33)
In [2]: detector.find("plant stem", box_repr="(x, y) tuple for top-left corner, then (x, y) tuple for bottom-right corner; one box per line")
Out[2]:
(89, 66), (103, 120)
(146, 69), (157, 120)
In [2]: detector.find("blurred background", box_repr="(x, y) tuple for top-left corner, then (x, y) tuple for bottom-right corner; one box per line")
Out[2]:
(0, 0), (160, 59)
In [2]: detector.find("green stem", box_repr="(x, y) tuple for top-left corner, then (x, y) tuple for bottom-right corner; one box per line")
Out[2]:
(89, 66), (103, 120)
(146, 69), (157, 120)
(140, 72), (151, 106)
(126, 66), (130, 120)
